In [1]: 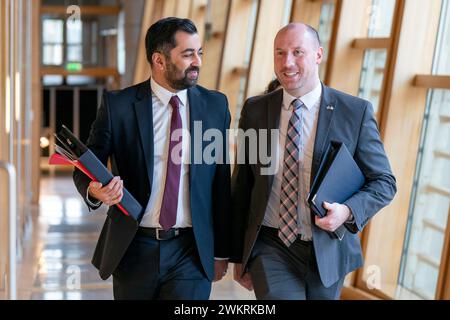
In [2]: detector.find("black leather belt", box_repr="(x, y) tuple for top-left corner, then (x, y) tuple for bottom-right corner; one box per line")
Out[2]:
(260, 225), (311, 243)
(137, 227), (191, 240)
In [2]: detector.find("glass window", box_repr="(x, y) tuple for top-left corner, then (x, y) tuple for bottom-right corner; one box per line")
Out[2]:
(66, 45), (82, 62)
(42, 19), (63, 43)
(357, 0), (396, 117)
(42, 19), (64, 66)
(399, 0), (450, 300)
(66, 19), (83, 63)
(318, 1), (336, 80)
(42, 75), (63, 86)
(67, 19), (82, 44)
(43, 44), (64, 66)
(358, 49), (386, 115)
(367, 0), (396, 37)
(42, 17), (100, 67)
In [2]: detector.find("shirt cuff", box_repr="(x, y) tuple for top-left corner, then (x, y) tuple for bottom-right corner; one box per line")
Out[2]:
(347, 213), (355, 223)
(86, 185), (102, 207)
(214, 257), (229, 261)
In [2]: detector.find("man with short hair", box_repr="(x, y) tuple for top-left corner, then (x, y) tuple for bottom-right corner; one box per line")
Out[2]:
(231, 23), (396, 300)
(73, 17), (231, 300)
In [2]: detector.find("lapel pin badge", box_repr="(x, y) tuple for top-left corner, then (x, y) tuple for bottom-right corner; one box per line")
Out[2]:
(326, 105), (334, 111)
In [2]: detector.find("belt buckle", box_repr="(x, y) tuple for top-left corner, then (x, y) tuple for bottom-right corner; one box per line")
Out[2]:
(155, 228), (164, 240)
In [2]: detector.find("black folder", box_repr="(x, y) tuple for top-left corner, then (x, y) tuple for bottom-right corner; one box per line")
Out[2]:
(51, 125), (143, 221)
(307, 141), (365, 240)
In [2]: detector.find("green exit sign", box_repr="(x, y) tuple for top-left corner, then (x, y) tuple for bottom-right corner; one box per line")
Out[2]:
(65, 62), (82, 72)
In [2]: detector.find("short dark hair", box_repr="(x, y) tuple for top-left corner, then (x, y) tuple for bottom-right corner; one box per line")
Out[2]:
(265, 79), (281, 94)
(145, 17), (198, 65)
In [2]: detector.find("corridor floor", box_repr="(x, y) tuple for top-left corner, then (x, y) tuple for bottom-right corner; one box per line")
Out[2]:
(18, 175), (255, 300)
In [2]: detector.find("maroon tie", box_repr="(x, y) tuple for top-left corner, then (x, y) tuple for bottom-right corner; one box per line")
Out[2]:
(159, 95), (182, 230)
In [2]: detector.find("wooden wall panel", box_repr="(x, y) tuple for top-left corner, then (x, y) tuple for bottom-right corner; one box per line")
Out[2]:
(198, 0), (230, 89)
(133, 0), (163, 84)
(245, 0), (290, 99)
(0, 0), (7, 159)
(161, 0), (177, 18)
(175, 0), (191, 18)
(217, 0), (256, 122)
(359, 0), (442, 298)
(290, 0), (323, 27)
(31, 0), (41, 204)
(325, 0), (371, 95)
(190, 0), (208, 42)
(0, 0), (9, 298)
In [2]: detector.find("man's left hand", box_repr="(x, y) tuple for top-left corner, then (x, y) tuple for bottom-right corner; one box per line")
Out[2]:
(213, 260), (229, 282)
(315, 202), (351, 232)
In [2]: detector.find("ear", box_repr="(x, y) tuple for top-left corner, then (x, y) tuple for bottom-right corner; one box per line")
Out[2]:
(316, 46), (324, 65)
(152, 52), (166, 71)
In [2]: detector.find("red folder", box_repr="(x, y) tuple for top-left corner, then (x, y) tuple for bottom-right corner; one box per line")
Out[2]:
(49, 153), (139, 219)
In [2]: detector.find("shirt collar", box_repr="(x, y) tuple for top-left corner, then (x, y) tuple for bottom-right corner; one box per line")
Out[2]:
(150, 77), (188, 107)
(282, 82), (322, 111)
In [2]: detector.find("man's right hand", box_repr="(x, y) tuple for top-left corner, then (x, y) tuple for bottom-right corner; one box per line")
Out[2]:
(233, 263), (253, 291)
(88, 176), (124, 206)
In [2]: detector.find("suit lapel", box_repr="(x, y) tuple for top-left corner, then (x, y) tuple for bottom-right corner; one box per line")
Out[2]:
(133, 79), (154, 189)
(187, 86), (207, 195)
(267, 89), (283, 193)
(310, 83), (336, 186)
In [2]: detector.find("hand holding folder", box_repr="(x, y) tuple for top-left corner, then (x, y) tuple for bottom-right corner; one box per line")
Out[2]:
(49, 125), (142, 221)
(307, 141), (365, 240)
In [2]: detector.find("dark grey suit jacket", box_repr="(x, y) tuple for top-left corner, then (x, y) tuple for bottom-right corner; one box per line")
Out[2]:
(231, 84), (396, 288)
(73, 79), (232, 281)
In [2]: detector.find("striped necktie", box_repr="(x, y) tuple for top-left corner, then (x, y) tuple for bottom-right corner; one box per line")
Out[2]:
(279, 98), (303, 247)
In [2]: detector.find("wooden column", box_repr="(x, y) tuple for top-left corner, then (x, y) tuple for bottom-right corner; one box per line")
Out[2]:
(175, 0), (191, 18)
(0, 0), (7, 160)
(161, 0), (177, 17)
(217, 0), (256, 122)
(244, 0), (290, 99)
(190, 0), (208, 42)
(122, 0), (146, 88)
(325, 0), (371, 95)
(0, 5), (10, 290)
(290, 0), (323, 27)
(198, 0), (230, 89)
(31, 0), (41, 205)
(133, 0), (163, 84)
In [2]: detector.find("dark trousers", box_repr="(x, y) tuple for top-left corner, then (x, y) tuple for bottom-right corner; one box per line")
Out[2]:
(112, 228), (211, 300)
(248, 226), (345, 300)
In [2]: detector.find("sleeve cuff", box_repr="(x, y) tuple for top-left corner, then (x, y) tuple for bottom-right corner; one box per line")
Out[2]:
(346, 213), (355, 223)
(86, 185), (102, 208)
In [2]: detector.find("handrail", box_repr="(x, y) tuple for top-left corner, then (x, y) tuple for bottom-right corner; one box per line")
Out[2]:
(0, 161), (17, 300)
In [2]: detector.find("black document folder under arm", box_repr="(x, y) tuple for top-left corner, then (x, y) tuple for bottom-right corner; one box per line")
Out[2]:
(308, 141), (365, 240)
(51, 125), (142, 221)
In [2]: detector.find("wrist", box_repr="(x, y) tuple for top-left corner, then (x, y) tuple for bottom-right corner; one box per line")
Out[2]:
(86, 185), (101, 207)
(344, 205), (354, 223)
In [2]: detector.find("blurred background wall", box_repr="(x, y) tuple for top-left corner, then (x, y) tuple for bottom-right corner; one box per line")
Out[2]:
(0, 0), (449, 300)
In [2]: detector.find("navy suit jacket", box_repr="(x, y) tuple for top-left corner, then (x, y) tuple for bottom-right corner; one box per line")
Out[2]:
(231, 84), (396, 287)
(73, 79), (232, 281)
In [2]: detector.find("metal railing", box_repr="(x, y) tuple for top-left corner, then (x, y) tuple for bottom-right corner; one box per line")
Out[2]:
(0, 161), (17, 300)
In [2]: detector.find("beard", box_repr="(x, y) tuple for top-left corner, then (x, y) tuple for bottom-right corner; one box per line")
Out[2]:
(165, 61), (200, 90)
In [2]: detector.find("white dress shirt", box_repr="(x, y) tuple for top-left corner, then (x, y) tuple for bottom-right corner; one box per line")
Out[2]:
(139, 78), (192, 228)
(262, 83), (322, 241)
